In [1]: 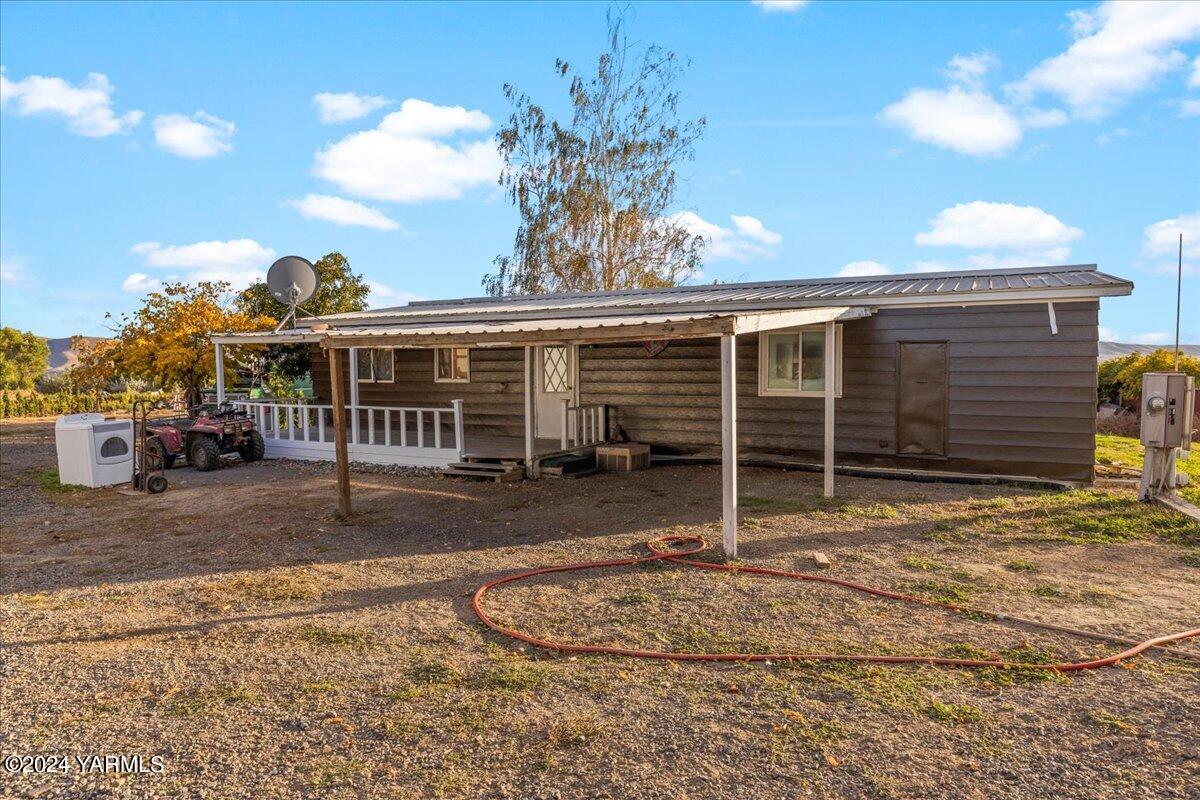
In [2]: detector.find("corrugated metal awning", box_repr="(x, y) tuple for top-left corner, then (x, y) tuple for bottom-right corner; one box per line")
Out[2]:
(211, 306), (873, 347)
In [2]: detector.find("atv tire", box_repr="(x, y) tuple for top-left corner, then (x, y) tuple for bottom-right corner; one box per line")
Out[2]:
(239, 429), (265, 463)
(190, 436), (222, 471)
(145, 435), (175, 470)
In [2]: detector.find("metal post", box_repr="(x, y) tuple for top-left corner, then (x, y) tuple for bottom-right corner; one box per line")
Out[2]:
(721, 333), (738, 560)
(824, 320), (836, 498)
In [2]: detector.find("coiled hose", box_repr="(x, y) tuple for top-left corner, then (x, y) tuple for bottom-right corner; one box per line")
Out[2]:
(472, 535), (1200, 671)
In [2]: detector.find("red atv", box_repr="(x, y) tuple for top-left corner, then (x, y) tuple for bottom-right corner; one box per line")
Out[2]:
(146, 402), (265, 471)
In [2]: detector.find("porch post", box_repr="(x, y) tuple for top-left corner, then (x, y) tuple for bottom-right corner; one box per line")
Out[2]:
(328, 347), (352, 518)
(524, 346), (536, 478)
(720, 332), (738, 560)
(214, 343), (226, 403)
(348, 347), (360, 445)
(452, 399), (465, 458)
(560, 399), (570, 450)
(823, 320), (836, 498)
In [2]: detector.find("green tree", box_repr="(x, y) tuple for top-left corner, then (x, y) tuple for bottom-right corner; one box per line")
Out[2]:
(0, 327), (50, 389)
(1098, 349), (1200, 405)
(236, 252), (371, 383)
(485, 10), (707, 296)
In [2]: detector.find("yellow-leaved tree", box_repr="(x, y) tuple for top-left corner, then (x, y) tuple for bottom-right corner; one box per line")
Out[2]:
(108, 281), (272, 406)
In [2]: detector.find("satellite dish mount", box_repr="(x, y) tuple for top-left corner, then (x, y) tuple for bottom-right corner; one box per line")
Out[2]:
(266, 256), (319, 333)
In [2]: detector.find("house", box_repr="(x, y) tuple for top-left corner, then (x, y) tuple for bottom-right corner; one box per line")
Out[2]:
(212, 263), (1133, 557)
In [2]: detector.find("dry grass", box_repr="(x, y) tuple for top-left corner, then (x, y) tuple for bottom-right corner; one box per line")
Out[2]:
(3, 420), (1199, 799)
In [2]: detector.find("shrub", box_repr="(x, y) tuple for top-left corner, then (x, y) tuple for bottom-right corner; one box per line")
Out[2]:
(0, 389), (166, 419)
(1097, 349), (1200, 405)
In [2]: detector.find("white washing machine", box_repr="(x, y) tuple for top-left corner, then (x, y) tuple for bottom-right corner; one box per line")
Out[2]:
(54, 413), (134, 488)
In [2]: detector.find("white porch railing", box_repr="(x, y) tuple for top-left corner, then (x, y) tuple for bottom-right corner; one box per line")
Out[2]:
(234, 399), (465, 467)
(559, 401), (609, 450)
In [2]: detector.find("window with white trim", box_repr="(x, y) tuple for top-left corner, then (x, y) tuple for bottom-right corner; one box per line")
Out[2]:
(434, 347), (471, 383)
(356, 348), (394, 382)
(757, 326), (842, 397)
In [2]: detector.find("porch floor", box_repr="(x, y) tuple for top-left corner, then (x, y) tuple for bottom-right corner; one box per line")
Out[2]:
(461, 434), (579, 462)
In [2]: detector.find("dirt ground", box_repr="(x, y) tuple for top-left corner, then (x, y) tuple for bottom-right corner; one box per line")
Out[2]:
(2, 419), (1198, 800)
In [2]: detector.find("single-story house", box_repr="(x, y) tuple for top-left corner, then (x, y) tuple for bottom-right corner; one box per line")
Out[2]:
(212, 263), (1133, 557)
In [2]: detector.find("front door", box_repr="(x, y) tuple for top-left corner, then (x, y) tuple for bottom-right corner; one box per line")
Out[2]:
(535, 344), (575, 439)
(896, 341), (947, 457)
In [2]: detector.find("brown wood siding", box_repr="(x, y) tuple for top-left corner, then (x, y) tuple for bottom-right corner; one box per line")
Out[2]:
(311, 346), (526, 438)
(578, 302), (1099, 482)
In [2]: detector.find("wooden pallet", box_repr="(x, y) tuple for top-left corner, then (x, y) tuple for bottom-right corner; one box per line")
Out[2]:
(438, 461), (523, 483)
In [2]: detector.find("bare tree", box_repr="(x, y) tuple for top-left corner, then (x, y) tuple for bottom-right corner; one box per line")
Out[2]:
(485, 10), (707, 296)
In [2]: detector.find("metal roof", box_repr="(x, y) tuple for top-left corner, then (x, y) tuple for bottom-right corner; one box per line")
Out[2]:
(311, 264), (1131, 326)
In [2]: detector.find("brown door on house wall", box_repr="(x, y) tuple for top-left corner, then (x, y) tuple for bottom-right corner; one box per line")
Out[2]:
(896, 342), (947, 457)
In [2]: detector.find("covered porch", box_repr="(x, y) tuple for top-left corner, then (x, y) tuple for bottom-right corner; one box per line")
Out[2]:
(211, 304), (873, 557)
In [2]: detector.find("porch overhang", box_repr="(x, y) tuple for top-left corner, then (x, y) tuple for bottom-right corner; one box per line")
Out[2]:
(208, 305), (873, 349)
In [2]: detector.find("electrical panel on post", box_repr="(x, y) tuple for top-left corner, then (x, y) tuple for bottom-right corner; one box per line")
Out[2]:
(1140, 372), (1195, 449)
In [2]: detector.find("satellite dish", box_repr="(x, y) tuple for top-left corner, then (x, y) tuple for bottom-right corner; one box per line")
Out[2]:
(267, 256), (319, 306)
(265, 256), (319, 332)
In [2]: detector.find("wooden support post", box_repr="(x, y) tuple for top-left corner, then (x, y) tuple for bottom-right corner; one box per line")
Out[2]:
(823, 320), (836, 499)
(720, 333), (738, 560)
(524, 346), (536, 477)
(214, 343), (226, 403)
(328, 347), (352, 519)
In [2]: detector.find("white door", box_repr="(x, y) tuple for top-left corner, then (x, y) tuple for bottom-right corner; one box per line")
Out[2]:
(535, 344), (575, 439)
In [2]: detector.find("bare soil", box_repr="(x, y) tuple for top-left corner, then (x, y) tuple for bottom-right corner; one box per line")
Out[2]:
(2, 419), (1198, 799)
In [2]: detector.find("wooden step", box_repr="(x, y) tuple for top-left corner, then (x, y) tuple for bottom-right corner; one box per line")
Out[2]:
(439, 463), (523, 483)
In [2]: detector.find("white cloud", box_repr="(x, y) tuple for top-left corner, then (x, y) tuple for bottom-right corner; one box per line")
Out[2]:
(287, 194), (401, 231)
(129, 238), (276, 290)
(313, 91), (392, 124)
(1099, 326), (1172, 345)
(943, 52), (998, 88)
(730, 215), (782, 246)
(0, 67), (142, 136)
(378, 98), (492, 137)
(915, 201), (1083, 251)
(837, 261), (892, 277)
(313, 98), (500, 202)
(121, 273), (159, 293)
(1179, 98), (1200, 118)
(153, 111), (235, 158)
(0, 256), (30, 285)
(1191, 55), (1200, 87)
(671, 212), (783, 262)
(366, 280), (425, 309)
(1129, 331), (1172, 345)
(880, 84), (1022, 157)
(1007, 1), (1200, 119)
(1142, 211), (1199, 274)
(751, 0), (809, 12)
(1142, 211), (1199, 257)
(1022, 107), (1069, 128)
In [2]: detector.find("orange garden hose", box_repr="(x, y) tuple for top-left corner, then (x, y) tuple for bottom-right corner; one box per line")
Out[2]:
(472, 535), (1200, 671)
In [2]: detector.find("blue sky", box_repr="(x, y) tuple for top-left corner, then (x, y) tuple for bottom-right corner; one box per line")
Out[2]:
(1, 0), (1197, 342)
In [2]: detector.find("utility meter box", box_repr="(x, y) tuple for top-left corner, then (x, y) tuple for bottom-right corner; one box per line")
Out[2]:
(1140, 372), (1195, 449)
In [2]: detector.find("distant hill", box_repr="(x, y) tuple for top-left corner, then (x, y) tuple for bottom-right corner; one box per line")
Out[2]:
(42, 336), (109, 376)
(1099, 342), (1200, 361)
